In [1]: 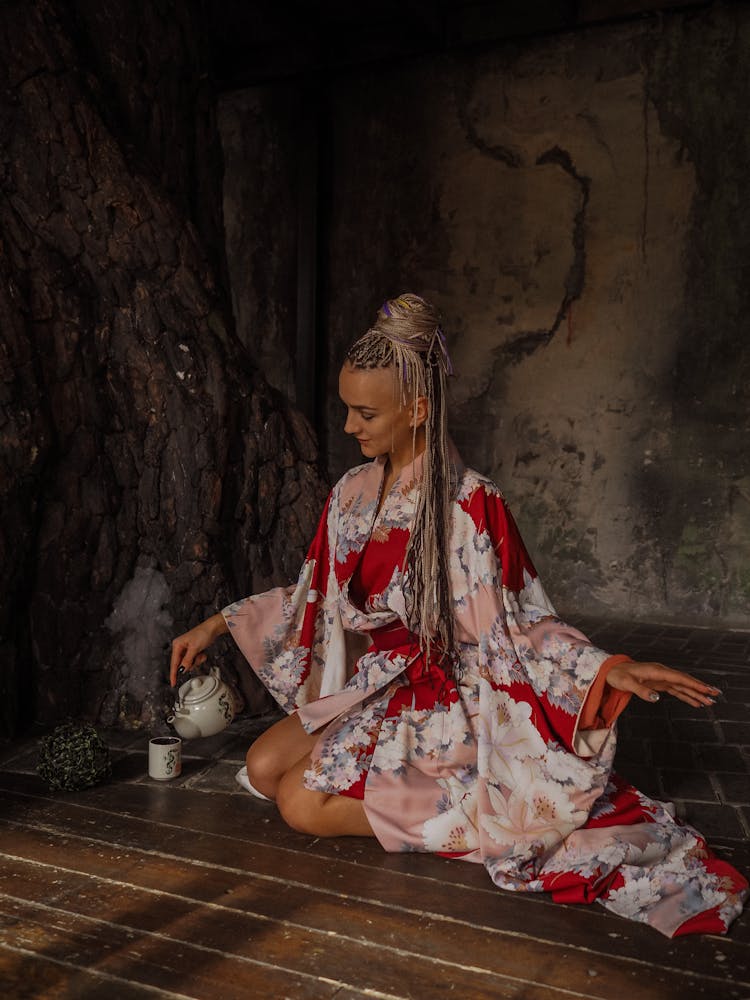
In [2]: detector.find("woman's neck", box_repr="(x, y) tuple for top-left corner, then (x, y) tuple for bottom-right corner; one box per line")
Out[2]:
(386, 431), (426, 482)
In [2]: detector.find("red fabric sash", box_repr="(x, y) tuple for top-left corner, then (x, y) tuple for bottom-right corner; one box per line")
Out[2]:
(368, 621), (419, 653)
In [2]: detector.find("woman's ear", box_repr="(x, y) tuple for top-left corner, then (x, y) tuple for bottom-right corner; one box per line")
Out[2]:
(410, 395), (428, 429)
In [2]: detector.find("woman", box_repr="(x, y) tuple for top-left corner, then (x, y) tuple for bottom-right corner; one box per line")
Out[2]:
(170, 294), (747, 937)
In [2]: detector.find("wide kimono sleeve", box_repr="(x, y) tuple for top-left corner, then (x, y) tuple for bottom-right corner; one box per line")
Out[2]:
(451, 477), (631, 760)
(221, 488), (350, 714)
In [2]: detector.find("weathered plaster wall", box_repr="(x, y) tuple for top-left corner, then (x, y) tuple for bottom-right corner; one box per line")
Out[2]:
(221, 4), (750, 627)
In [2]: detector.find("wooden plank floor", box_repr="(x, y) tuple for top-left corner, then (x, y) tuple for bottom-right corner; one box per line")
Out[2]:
(0, 766), (748, 1000)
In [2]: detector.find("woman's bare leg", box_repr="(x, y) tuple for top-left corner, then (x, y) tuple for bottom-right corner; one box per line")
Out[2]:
(245, 714), (375, 837)
(276, 753), (375, 838)
(245, 714), (318, 799)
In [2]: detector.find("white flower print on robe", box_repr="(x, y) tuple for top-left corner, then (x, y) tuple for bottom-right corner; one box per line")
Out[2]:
(223, 452), (747, 937)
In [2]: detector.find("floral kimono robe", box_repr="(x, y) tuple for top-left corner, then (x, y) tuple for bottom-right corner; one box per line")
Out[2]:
(223, 453), (747, 938)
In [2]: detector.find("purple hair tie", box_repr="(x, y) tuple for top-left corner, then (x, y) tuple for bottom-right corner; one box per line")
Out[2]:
(382, 300), (392, 317)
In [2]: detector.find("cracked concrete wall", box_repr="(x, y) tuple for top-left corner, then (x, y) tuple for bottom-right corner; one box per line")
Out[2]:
(222, 4), (750, 628)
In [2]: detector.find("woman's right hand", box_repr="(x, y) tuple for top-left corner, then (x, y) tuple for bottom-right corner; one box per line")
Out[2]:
(169, 613), (229, 686)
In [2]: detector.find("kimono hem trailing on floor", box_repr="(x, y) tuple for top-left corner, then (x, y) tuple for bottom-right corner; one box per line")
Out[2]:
(223, 453), (747, 937)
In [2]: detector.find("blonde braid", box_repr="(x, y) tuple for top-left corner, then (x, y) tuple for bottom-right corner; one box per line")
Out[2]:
(346, 294), (458, 669)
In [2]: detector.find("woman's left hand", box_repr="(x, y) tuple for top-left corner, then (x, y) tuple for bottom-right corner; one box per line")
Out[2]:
(606, 661), (720, 708)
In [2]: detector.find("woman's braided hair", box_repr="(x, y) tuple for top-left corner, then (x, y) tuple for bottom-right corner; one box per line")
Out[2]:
(346, 294), (458, 668)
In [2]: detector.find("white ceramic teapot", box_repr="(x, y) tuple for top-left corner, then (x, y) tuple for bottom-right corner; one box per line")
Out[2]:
(167, 666), (239, 740)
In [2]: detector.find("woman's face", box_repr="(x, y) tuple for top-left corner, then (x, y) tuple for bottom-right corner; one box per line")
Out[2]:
(338, 363), (426, 466)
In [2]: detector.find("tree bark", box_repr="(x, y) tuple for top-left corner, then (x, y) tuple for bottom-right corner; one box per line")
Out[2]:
(0, 0), (327, 735)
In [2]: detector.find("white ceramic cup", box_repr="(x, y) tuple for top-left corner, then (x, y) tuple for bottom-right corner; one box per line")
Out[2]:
(148, 736), (182, 781)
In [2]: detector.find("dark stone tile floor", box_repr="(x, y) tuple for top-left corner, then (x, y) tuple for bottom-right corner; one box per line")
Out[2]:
(576, 616), (750, 851)
(2, 618), (748, 853)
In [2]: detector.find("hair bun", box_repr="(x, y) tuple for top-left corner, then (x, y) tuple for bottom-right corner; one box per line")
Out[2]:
(377, 294), (441, 345)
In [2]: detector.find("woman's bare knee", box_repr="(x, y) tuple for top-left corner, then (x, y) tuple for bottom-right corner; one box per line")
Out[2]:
(245, 714), (317, 798)
(276, 781), (321, 835)
(245, 740), (281, 798)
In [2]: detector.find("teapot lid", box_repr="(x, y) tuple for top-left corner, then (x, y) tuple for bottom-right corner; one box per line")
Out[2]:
(178, 673), (220, 706)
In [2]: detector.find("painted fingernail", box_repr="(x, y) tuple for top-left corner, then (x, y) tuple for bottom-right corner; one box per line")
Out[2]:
(649, 692), (660, 702)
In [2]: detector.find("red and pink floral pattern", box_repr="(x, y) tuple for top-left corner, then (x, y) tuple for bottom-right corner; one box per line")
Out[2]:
(223, 453), (747, 936)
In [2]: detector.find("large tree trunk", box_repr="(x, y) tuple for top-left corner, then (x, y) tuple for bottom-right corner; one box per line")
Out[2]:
(0, 0), (327, 736)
